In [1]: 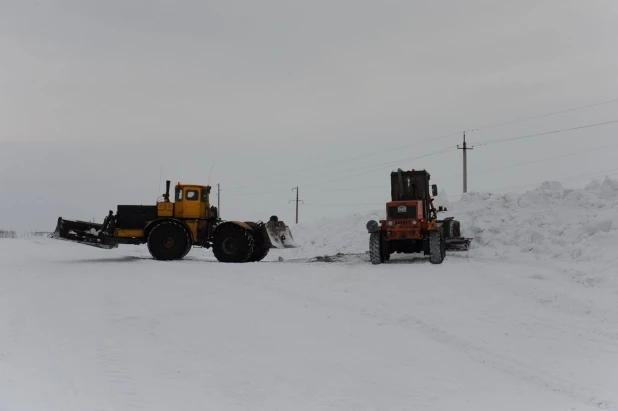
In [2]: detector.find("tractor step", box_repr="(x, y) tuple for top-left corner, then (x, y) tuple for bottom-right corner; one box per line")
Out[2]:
(51, 217), (118, 249)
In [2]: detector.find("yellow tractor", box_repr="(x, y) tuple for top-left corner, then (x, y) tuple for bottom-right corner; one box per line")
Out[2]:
(52, 180), (298, 262)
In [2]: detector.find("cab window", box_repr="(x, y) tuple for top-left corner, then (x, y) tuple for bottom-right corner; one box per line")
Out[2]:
(185, 189), (199, 201)
(175, 187), (183, 202)
(201, 189), (209, 203)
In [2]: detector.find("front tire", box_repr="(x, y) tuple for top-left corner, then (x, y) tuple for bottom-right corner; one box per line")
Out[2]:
(212, 223), (255, 263)
(429, 229), (446, 264)
(147, 221), (191, 261)
(369, 232), (384, 265)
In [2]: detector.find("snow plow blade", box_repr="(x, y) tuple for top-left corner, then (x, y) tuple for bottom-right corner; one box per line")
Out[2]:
(51, 217), (118, 249)
(262, 219), (299, 249)
(445, 237), (472, 251)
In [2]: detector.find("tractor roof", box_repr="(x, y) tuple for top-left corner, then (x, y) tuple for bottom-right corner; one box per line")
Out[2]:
(390, 169), (431, 179)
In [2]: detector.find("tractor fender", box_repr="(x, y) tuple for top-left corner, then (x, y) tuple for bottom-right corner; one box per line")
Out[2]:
(144, 218), (193, 241)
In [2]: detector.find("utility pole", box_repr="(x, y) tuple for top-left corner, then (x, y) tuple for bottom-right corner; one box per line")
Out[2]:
(289, 187), (304, 224)
(457, 132), (474, 193)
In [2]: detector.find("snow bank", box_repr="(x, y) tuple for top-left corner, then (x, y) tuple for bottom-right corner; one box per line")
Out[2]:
(274, 210), (383, 259)
(278, 177), (618, 268)
(453, 177), (618, 265)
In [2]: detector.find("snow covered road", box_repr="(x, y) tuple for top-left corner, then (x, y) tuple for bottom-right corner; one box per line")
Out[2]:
(1, 238), (617, 411)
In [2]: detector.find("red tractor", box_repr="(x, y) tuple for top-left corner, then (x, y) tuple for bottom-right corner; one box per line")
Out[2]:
(366, 169), (471, 264)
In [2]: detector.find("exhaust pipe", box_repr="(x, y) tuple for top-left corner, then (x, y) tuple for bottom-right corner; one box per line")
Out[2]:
(164, 180), (171, 202)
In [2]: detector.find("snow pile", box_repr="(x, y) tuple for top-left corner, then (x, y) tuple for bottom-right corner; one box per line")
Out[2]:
(453, 177), (618, 266)
(275, 210), (383, 259)
(278, 177), (618, 268)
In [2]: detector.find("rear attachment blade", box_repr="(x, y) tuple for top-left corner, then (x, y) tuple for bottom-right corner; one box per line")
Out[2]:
(263, 220), (299, 249)
(51, 217), (118, 249)
(445, 237), (472, 251)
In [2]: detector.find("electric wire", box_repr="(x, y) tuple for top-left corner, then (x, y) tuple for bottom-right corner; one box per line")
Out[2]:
(227, 97), (618, 188)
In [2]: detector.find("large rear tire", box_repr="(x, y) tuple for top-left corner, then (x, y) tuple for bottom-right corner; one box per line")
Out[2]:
(369, 232), (384, 265)
(429, 229), (446, 264)
(243, 221), (269, 262)
(248, 247), (269, 262)
(147, 221), (191, 261)
(212, 223), (255, 263)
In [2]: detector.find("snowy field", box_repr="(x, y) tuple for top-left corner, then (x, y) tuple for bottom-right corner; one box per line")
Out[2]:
(2, 179), (618, 411)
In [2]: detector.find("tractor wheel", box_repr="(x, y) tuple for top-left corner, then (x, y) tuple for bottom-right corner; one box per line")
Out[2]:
(248, 247), (270, 262)
(180, 240), (192, 259)
(369, 232), (384, 265)
(212, 223), (255, 263)
(441, 228), (446, 258)
(147, 221), (191, 261)
(243, 221), (270, 262)
(429, 229), (446, 264)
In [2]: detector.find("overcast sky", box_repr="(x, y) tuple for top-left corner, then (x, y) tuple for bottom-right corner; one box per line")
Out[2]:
(1, 0), (617, 231)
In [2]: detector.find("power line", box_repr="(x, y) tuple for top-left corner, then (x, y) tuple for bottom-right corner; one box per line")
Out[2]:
(225, 187), (292, 196)
(228, 142), (456, 193)
(303, 202), (385, 207)
(473, 119), (618, 146)
(225, 134), (618, 198)
(226, 97), (618, 188)
(465, 97), (618, 133)
(435, 141), (618, 182)
(297, 141), (618, 194)
(266, 98), (618, 179)
(238, 130), (462, 185)
(300, 147), (456, 188)
(225, 146), (455, 195)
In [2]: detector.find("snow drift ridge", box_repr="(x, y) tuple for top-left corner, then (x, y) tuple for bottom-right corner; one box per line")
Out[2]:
(276, 177), (618, 268)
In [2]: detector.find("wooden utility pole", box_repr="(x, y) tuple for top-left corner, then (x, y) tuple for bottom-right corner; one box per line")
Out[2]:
(457, 132), (474, 193)
(289, 187), (304, 224)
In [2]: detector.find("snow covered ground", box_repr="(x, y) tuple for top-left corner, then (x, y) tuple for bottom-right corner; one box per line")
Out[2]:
(2, 179), (618, 411)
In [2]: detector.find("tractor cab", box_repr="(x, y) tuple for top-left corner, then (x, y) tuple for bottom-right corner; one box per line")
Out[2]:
(388, 169), (438, 221)
(170, 183), (212, 220)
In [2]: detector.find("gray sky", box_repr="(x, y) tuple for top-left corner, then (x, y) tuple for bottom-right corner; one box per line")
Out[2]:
(2, 0), (618, 231)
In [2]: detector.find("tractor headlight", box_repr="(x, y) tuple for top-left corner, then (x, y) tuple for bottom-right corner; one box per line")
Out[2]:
(366, 220), (379, 233)
(387, 220), (394, 227)
(412, 220), (417, 225)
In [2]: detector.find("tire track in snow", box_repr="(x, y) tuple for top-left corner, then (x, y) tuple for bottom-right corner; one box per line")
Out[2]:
(94, 293), (149, 411)
(395, 314), (616, 410)
(95, 339), (146, 410)
(237, 273), (617, 410)
(4, 309), (27, 345)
